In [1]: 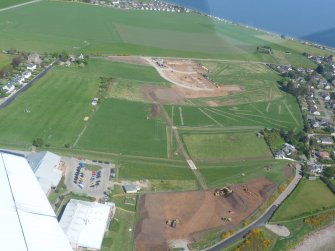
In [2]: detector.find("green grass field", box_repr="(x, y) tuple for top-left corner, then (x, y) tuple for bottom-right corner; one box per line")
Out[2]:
(197, 62), (283, 106)
(0, 0), (32, 9)
(198, 159), (289, 188)
(0, 58), (167, 150)
(102, 209), (135, 251)
(119, 161), (194, 180)
(271, 179), (335, 222)
(0, 1), (328, 65)
(183, 132), (272, 161)
(76, 98), (167, 157)
(169, 95), (302, 131)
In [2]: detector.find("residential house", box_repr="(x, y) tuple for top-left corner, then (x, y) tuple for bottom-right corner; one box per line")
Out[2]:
(283, 143), (296, 156)
(318, 137), (334, 145)
(274, 150), (286, 159)
(308, 163), (323, 174)
(2, 83), (15, 94)
(318, 151), (330, 160)
(27, 63), (37, 71)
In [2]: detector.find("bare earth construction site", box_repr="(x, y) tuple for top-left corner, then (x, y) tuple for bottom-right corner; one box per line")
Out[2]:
(141, 57), (242, 104)
(136, 178), (276, 250)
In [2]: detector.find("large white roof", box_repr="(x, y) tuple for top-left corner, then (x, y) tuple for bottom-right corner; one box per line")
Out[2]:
(60, 199), (114, 250)
(0, 151), (72, 251)
(26, 151), (62, 194)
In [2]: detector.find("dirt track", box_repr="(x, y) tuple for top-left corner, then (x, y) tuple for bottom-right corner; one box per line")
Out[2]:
(135, 178), (276, 251)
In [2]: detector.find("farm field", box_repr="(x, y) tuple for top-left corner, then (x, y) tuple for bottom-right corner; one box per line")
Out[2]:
(168, 95), (303, 131)
(198, 159), (291, 188)
(197, 62), (283, 106)
(0, 58), (167, 149)
(0, 1), (328, 65)
(183, 132), (272, 161)
(76, 98), (167, 157)
(271, 178), (335, 222)
(0, 0), (31, 9)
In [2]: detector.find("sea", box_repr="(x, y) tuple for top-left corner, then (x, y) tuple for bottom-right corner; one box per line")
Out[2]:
(166, 0), (335, 48)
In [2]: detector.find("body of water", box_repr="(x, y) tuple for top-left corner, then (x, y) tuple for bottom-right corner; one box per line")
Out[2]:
(167, 0), (335, 48)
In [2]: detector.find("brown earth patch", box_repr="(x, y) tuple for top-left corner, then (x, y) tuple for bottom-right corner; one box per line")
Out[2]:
(150, 103), (161, 118)
(207, 101), (219, 107)
(141, 85), (185, 104)
(135, 177), (276, 251)
(284, 164), (294, 180)
(107, 56), (150, 66)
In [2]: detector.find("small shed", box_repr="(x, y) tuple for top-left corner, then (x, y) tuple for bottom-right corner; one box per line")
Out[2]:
(123, 184), (140, 194)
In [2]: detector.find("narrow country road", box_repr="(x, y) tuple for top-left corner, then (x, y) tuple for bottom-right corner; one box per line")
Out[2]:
(203, 164), (302, 251)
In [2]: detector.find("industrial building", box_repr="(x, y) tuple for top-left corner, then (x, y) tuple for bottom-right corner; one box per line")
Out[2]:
(26, 151), (63, 194)
(0, 150), (72, 251)
(59, 199), (116, 251)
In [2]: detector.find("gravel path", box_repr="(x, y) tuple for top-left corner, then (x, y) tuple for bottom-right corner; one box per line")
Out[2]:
(291, 224), (335, 251)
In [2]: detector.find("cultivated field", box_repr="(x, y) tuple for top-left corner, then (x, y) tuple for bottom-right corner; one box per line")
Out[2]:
(183, 132), (272, 162)
(136, 178), (276, 250)
(0, 1), (328, 65)
(271, 179), (335, 222)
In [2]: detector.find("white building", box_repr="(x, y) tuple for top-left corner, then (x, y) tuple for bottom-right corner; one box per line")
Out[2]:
(27, 63), (37, 71)
(26, 151), (62, 195)
(59, 199), (115, 251)
(0, 150), (72, 251)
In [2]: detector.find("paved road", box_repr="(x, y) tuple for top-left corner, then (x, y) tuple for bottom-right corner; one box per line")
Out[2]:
(203, 164), (302, 251)
(0, 62), (56, 110)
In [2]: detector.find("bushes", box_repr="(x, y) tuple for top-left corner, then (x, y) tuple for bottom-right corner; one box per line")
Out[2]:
(234, 228), (271, 251)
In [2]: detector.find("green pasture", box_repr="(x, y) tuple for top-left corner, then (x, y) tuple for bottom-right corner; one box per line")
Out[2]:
(271, 178), (335, 222)
(169, 95), (302, 131)
(0, 0), (32, 9)
(198, 159), (290, 188)
(119, 161), (194, 180)
(76, 98), (167, 157)
(0, 58), (166, 148)
(0, 1), (328, 65)
(183, 132), (272, 161)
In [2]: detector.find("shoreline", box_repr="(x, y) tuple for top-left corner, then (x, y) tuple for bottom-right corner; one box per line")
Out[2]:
(163, 0), (335, 53)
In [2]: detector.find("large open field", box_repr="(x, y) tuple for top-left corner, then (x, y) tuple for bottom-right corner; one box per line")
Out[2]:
(76, 98), (167, 157)
(183, 132), (272, 162)
(271, 179), (335, 222)
(0, 59), (168, 151)
(168, 95), (302, 131)
(198, 159), (291, 188)
(197, 62), (283, 106)
(0, 1), (328, 65)
(0, 0), (32, 9)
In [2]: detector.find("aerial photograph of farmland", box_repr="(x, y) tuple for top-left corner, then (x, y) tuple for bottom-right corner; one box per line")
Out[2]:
(0, 0), (335, 251)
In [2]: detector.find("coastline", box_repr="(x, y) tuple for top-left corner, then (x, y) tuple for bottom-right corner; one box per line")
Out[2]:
(163, 0), (335, 53)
